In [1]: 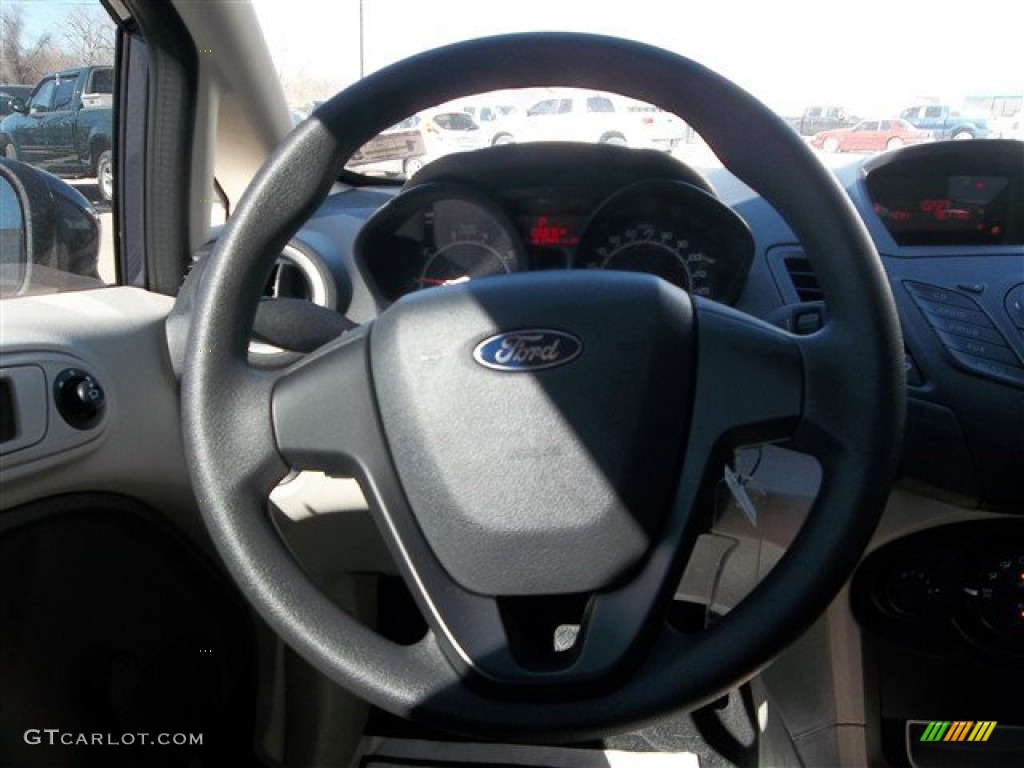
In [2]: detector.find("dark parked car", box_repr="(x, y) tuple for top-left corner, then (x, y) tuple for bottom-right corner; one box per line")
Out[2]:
(0, 66), (114, 201)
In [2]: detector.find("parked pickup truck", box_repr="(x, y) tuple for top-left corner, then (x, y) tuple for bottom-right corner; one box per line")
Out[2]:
(899, 105), (991, 141)
(0, 66), (114, 201)
(797, 105), (859, 136)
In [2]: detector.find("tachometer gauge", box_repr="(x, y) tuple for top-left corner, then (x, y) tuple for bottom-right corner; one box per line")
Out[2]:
(417, 199), (521, 288)
(575, 179), (754, 304)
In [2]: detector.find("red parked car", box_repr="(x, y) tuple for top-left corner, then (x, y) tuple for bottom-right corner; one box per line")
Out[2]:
(812, 118), (931, 152)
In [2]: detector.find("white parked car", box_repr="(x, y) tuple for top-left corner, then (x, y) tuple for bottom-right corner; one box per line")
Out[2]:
(459, 102), (520, 145)
(619, 99), (689, 148)
(347, 110), (484, 177)
(513, 90), (685, 149)
(992, 114), (1024, 141)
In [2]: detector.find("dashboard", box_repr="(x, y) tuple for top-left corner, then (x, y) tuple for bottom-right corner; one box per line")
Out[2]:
(252, 139), (1024, 511)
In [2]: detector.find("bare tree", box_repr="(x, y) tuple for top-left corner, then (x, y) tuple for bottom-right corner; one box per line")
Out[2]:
(279, 71), (348, 112)
(56, 5), (115, 68)
(0, 6), (62, 85)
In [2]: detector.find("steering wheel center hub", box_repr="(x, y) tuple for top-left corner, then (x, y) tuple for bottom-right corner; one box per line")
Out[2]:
(371, 271), (695, 595)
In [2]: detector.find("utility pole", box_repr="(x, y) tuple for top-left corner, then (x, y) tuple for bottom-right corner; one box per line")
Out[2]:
(358, 0), (365, 78)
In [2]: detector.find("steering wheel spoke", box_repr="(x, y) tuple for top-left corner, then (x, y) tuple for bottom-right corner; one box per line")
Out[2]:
(271, 326), (381, 476)
(691, 299), (804, 449)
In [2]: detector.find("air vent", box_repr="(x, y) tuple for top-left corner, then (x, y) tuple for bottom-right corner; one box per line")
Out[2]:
(263, 244), (330, 306)
(251, 243), (334, 357)
(783, 254), (823, 302)
(265, 262), (312, 301)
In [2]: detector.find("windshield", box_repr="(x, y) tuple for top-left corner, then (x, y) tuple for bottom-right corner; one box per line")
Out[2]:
(255, 0), (1022, 177)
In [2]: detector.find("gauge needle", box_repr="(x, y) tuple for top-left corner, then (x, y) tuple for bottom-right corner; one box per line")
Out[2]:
(419, 276), (471, 286)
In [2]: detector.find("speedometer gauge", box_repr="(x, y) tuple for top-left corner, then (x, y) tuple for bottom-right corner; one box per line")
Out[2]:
(418, 199), (520, 288)
(575, 179), (754, 304)
(354, 182), (526, 303)
(590, 223), (714, 295)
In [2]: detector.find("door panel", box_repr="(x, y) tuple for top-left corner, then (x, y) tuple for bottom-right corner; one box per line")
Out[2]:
(15, 79), (56, 164)
(43, 74), (81, 172)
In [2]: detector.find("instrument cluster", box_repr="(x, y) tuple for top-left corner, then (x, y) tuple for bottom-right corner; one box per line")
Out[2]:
(356, 175), (754, 306)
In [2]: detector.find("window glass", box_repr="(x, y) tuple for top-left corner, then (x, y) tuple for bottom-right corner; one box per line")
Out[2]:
(527, 99), (557, 116)
(88, 68), (113, 94)
(249, 0), (1019, 179)
(0, 178), (27, 296)
(30, 80), (56, 112)
(390, 115), (421, 130)
(0, 2), (118, 298)
(53, 76), (78, 110)
(434, 112), (476, 130)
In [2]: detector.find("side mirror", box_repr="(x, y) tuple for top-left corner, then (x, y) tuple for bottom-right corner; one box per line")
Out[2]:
(0, 175), (27, 294)
(8, 97), (27, 115)
(0, 158), (103, 298)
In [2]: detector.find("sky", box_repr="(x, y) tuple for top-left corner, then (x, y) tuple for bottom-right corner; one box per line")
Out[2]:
(6, 1), (1022, 117)
(8, 0), (80, 40)
(251, 0), (1024, 116)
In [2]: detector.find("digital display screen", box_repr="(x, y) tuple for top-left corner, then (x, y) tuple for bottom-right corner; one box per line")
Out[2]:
(869, 174), (1018, 246)
(523, 215), (580, 247)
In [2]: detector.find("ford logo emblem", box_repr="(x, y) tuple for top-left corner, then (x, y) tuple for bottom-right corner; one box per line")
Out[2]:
(473, 330), (582, 372)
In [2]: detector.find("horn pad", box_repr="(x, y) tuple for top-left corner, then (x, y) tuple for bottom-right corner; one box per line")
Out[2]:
(371, 271), (695, 596)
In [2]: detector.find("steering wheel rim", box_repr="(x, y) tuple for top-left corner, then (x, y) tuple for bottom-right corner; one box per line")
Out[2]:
(182, 32), (905, 740)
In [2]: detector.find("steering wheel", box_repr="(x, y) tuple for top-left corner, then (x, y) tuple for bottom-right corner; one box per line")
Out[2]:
(183, 33), (904, 741)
